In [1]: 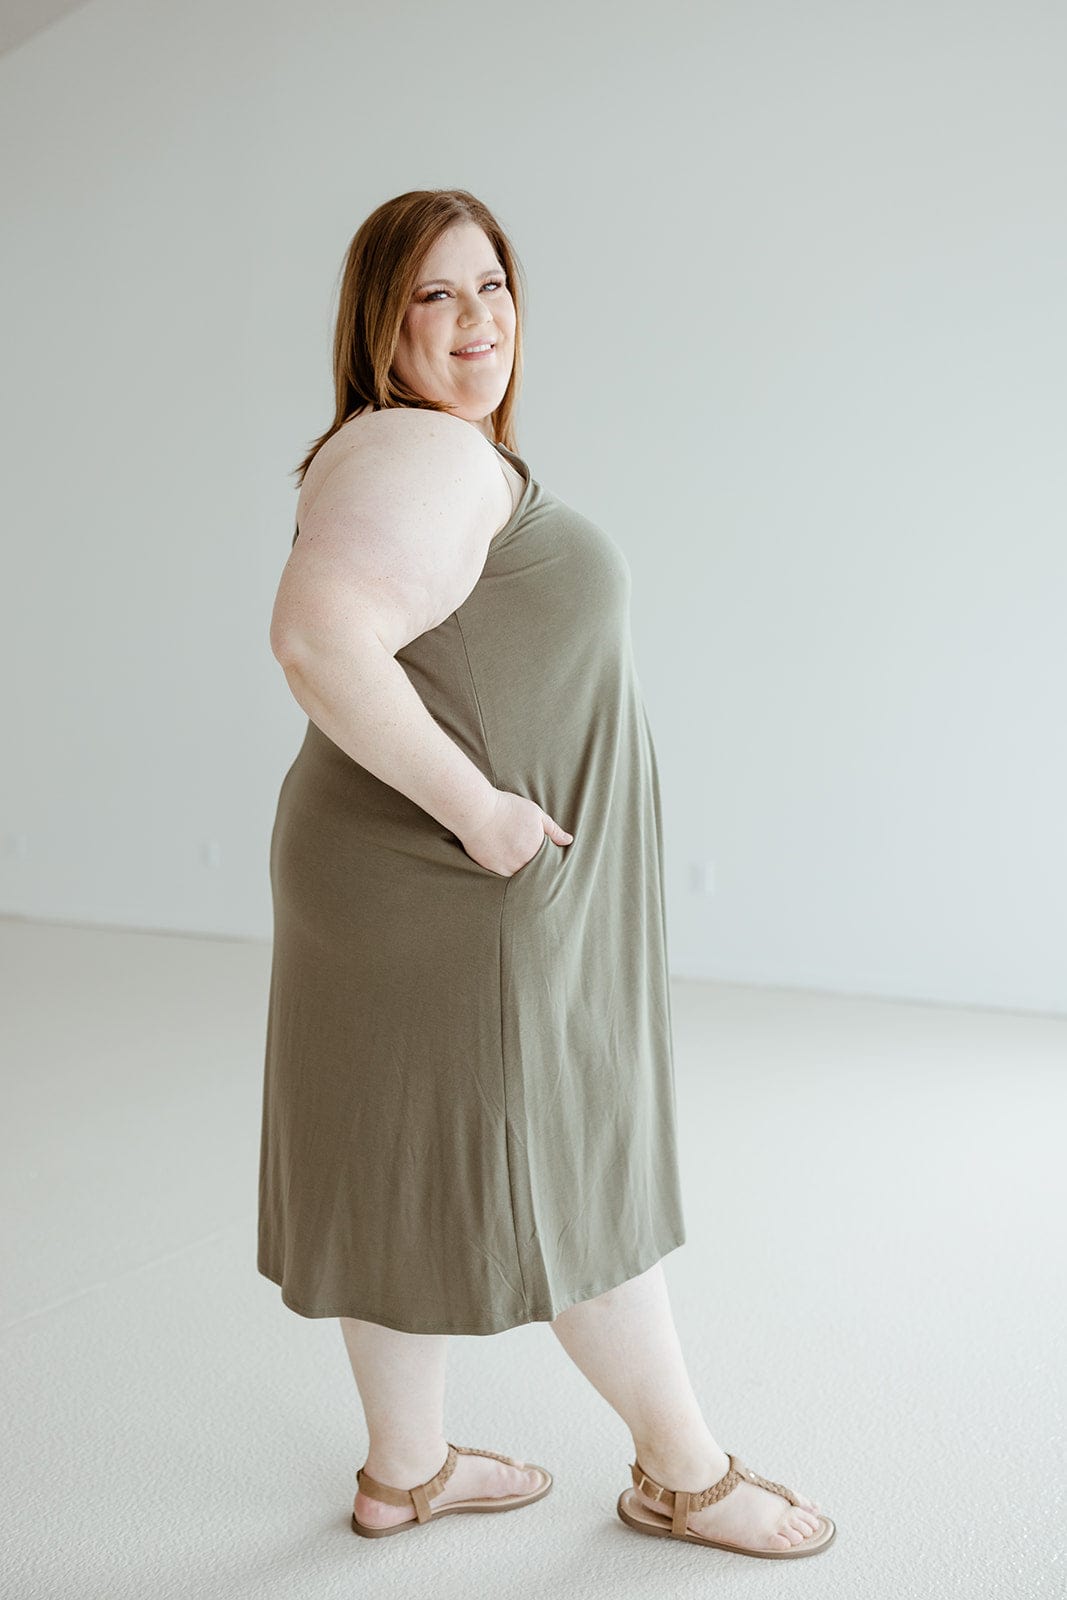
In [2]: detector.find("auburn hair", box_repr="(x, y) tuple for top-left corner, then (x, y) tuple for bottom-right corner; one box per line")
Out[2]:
(292, 188), (527, 488)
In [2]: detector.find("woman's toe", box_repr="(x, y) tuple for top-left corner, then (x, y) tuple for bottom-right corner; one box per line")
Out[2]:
(504, 1463), (543, 1496)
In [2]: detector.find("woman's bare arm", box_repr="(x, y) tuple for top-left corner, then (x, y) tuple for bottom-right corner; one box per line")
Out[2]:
(270, 410), (513, 841)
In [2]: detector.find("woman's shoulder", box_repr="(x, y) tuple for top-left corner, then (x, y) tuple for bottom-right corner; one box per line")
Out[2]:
(327, 403), (494, 466)
(298, 406), (501, 529)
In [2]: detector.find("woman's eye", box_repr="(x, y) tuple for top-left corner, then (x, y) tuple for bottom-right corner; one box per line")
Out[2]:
(420, 280), (505, 303)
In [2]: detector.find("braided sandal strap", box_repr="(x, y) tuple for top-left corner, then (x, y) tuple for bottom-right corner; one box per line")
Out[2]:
(733, 1460), (802, 1507)
(357, 1441), (459, 1523)
(452, 1444), (526, 1466)
(630, 1453), (801, 1538)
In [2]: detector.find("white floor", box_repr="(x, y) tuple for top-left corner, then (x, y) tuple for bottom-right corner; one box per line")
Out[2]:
(1, 914), (1062, 1600)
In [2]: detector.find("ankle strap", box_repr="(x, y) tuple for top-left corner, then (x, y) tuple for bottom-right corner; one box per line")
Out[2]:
(631, 1453), (801, 1536)
(358, 1442), (457, 1523)
(632, 1454), (742, 1511)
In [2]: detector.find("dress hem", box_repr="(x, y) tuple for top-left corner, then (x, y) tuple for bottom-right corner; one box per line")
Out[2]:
(257, 1232), (686, 1337)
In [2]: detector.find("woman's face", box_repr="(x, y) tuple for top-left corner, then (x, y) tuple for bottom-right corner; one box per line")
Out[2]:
(393, 220), (516, 436)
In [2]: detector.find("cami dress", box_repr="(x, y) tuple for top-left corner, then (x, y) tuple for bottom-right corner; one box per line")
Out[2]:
(257, 441), (687, 1335)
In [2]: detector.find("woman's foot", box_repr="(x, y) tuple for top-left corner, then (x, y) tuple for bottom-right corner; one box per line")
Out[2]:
(354, 1445), (543, 1529)
(633, 1443), (825, 1553)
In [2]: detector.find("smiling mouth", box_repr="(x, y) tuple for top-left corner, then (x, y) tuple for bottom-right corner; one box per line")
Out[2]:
(451, 341), (496, 356)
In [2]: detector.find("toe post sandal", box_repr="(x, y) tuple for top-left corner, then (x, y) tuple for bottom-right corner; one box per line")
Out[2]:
(617, 1452), (836, 1560)
(352, 1441), (553, 1538)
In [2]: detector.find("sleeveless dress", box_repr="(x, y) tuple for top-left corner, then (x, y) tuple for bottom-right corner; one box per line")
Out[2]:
(257, 442), (687, 1335)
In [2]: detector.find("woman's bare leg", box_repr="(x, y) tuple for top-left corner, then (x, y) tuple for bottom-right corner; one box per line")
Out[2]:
(549, 1262), (825, 1552)
(340, 1316), (542, 1528)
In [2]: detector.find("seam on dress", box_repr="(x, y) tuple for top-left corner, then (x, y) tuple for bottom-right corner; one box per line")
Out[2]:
(495, 884), (530, 1312)
(452, 610), (500, 788)
(452, 606), (531, 1313)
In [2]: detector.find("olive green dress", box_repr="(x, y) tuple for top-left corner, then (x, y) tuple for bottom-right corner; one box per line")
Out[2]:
(257, 442), (687, 1334)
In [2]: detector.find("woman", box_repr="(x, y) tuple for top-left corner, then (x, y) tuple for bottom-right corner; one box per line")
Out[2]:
(259, 188), (835, 1560)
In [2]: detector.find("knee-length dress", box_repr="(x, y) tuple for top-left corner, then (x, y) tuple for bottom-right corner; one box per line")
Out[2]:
(257, 442), (687, 1335)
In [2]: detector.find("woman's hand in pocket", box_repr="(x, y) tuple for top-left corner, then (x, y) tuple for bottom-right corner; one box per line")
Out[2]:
(459, 789), (574, 877)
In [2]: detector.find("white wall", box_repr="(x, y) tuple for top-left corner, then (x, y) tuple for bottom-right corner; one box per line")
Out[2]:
(2, 0), (1064, 1014)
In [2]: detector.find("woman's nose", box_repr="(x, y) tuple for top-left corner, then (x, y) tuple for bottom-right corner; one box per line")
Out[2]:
(457, 293), (492, 325)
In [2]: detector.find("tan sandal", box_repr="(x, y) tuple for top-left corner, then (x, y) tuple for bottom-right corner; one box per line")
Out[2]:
(351, 1441), (553, 1538)
(617, 1453), (836, 1559)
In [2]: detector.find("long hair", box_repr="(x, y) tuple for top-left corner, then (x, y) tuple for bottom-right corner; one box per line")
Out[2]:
(292, 188), (527, 489)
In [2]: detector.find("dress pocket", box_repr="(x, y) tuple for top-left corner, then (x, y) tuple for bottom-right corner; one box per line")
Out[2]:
(507, 830), (549, 878)
(447, 828), (549, 879)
